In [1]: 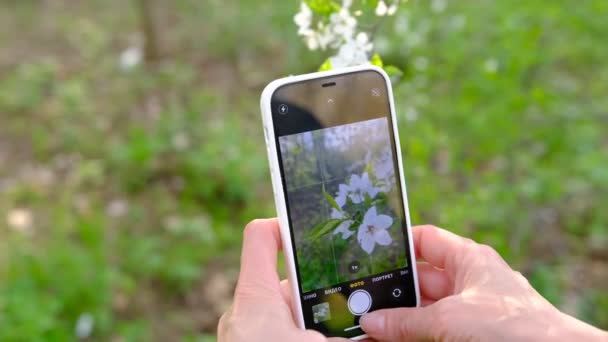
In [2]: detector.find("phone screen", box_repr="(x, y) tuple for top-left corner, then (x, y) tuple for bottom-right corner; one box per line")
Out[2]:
(271, 69), (417, 338)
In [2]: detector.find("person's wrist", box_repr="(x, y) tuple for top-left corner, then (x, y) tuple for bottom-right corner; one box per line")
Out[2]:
(513, 307), (608, 341)
(551, 310), (608, 341)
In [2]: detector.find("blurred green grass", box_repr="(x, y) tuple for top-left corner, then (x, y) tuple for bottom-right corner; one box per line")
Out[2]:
(0, 0), (606, 340)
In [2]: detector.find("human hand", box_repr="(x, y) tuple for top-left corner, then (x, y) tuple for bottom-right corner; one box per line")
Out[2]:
(217, 219), (348, 342)
(360, 225), (608, 341)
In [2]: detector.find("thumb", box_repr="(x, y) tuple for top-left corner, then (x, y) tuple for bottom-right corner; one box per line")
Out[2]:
(360, 306), (438, 341)
(234, 219), (282, 301)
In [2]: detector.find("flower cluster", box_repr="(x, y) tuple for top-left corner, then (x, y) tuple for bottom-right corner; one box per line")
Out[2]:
(294, 0), (400, 69)
(327, 171), (395, 255)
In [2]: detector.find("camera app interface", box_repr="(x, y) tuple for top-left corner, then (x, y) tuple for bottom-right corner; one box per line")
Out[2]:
(277, 109), (416, 337)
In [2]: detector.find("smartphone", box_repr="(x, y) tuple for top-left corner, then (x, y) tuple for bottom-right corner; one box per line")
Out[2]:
(260, 65), (419, 339)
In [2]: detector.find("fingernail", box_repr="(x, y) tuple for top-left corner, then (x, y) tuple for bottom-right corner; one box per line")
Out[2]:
(360, 312), (384, 333)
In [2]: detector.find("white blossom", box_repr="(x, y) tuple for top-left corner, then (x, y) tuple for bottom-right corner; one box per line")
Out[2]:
(75, 312), (94, 339)
(119, 46), (142, 70)
(294, 2), (313, 35)
(329, 8), (358, 43)
(483, 58), (499, 73)
(387, 3), (398, 16)
(333, 219), (355, 239)
(335, 183), (349, 207)
(357, 206), (393, 254)
(431, 0), (447, 13)
(376, 0), (388, 16)
(331, 208), (344, 219)
(329, 32), (373, 68)
(347, 172), (379, 204)
(6, 208), (33, 234)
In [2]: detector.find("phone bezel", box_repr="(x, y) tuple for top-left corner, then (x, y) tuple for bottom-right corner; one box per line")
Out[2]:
(260, 65), (420, 340)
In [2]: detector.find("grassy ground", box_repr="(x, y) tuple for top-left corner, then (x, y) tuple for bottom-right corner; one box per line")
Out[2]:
(0, 0), (607, 340)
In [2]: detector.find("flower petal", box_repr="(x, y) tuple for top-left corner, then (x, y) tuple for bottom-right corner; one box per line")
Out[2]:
(367, 186), (379, 200)
(374, 228), (393, 246)
(330, 208), (344, 219)
(335, 194), (346, 207)
(358, 227), (375, 254)
(338, 183), (349, 196)
(362, 206), (378, 225)
(375, 214), (393, 230)
(350, 192), (363, 204)
(333, 220), (354, 239)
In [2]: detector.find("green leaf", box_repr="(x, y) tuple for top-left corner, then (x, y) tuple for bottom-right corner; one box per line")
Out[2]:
(384, 65), (403, 78)
(308, 219), (345, 241)
(318, 58), (332, 71)
(362, 0), (380, 10)
(371, 53), (384, 68)
(323, 184), (342, 212)
(305, 0), (341, 16)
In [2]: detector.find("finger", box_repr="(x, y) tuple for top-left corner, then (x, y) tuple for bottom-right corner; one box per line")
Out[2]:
(420, 296), (436, 307)
(280, 279), (292, 308)
(417, 261), (452, 300)
(235, 218), (282, 299)
(360, 305), (438, 341)
(413, 225), (473, 276)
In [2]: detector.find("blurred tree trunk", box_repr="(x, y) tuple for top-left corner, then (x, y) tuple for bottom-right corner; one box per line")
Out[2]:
(137, 0), (160, 62)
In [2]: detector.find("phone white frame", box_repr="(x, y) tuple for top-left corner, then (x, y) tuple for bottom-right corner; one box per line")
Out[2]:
(260, 65), (420, 340)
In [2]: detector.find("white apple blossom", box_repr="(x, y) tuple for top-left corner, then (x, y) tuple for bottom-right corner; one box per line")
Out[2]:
(348, 172), (379, 203)
(294, 2), (313, 34)
(329, 32), (373, 68)
(331, 208), (344, 219)
(374, 153), (395, 180)
(330, 8), (357, 43)
(333, 219), (355, 239)
(335, 183), (349, 207)
(294, 0), (404, 68)
(119, 46), (142, 70)
(375, 0), (388, 16)
(357, 206), (393, 254)
(387, 3), (398, 16)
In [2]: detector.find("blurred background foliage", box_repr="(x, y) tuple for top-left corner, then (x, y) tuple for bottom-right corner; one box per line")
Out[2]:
(0, 0), (606, 340)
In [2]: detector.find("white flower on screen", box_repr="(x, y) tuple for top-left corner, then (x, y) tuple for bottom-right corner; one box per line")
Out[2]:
(348, 172), (379, 203)
(333, 219), (355, 239)
(331, 208), (344, 219)
(335, 183), (349, 207)
(374, 158), (394, 190)
(357, 207), (393, 254)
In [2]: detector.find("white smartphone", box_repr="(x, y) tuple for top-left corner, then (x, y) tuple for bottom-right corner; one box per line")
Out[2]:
(260, 65), (420, 339)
